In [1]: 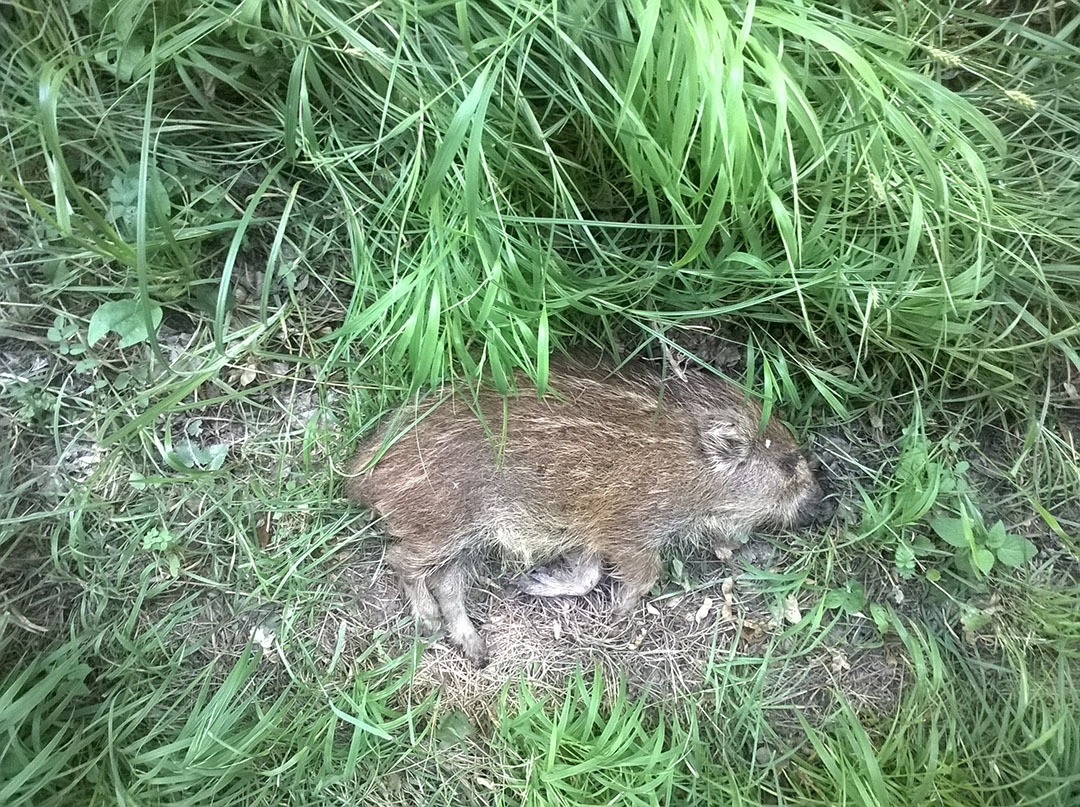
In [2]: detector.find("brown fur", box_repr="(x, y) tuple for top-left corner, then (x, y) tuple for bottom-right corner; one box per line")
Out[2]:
(346, 357), (830, 665)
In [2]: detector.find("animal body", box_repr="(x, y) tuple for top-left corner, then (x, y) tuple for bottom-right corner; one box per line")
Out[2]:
(346, 357), (831, 666)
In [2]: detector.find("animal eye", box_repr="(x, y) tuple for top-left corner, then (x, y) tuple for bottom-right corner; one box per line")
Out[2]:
(778, 456), (798, 477)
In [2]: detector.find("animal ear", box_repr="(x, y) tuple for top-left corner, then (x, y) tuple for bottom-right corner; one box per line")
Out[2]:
(703, 419), (751, 458)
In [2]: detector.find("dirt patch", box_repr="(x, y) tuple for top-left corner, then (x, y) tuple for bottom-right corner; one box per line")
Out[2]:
(137, 530), (906, 728)
(397, 557), (903, 725)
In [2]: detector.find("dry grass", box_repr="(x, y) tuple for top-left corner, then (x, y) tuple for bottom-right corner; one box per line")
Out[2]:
(130, 512), (906, 727)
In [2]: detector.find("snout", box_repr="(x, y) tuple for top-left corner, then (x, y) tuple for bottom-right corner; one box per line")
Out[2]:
(794, 464), (837, 527)
(803, 492), (837, 525)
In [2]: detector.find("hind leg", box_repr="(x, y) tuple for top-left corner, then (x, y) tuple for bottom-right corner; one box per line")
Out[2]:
(385, 544), (441, 633)
(514, 551), (603, 598)
(429, 559), (487, 667)
(608, 550), (661, 618)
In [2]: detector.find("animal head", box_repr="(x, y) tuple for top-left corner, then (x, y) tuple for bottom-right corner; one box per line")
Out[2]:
(699, 411), (832, 530)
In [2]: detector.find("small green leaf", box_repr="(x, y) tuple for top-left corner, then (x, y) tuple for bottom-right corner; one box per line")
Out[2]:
(912, 535), (935, 553)
(894, 541), (916, 578)
(869, 603), (891, 634)
(925, 568), (941, 582)
(204, 444), (228, 471)
(995, 534), (1038, 567)
(823, 581), (866, 614)
(953, 550), (975, 578)
(142, 527), (175, 552)
(437, 709), (475, 748)
(984, 520), (1008, 550)
(171, 440), (228, 470)
(116, 37), (146, 82)
(930, 516), (969, 548)
(168, 553), (180, 578)
(171, 441), (202, 469)
(88, 298), (163, 348)
(972, 547), (995, 575)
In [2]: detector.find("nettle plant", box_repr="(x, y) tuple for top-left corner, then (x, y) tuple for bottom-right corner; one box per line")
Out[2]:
(928, 508), (1037, 581)
(865, 425), (1036, 582)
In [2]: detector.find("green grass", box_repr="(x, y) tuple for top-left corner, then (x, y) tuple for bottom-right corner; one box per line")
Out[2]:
(2, 0), (1080, 804)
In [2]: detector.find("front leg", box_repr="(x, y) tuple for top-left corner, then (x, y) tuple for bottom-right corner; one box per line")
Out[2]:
(707, 521), (751, 562)
(712, 535), (747, 562)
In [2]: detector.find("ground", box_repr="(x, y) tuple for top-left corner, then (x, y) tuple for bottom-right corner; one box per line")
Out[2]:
(2, 0), (1080, 804)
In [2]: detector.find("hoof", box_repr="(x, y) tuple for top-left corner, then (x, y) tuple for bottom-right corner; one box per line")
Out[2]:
(508, 565), (554, 595)
(459, 633), (489, 668)
(416, 614), (442, 634)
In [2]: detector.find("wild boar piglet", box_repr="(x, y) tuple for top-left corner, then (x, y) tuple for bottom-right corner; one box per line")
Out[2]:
(346, 358), (832, 666)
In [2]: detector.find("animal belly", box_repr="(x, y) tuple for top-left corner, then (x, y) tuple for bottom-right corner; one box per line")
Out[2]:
(483, 506), (574, 567)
